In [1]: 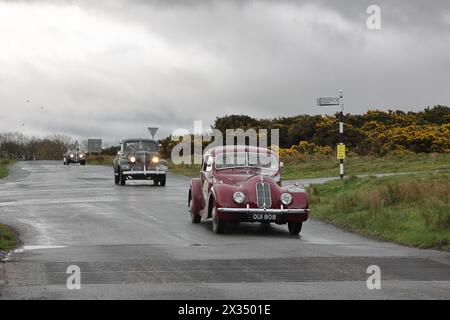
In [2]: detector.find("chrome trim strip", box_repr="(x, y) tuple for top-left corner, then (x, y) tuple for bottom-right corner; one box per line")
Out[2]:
(217, 208), (310, 214)
(122, 170), (166, 175)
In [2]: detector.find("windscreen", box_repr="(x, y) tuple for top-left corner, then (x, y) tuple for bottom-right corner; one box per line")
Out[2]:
(215, 152), (278, 171)
(124, 140), (158, 152)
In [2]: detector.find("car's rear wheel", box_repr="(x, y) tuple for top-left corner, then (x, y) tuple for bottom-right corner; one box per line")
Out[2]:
(188, 193), (201, 223)
(211, 201), (225, 234)
(288, 221), (302, 235)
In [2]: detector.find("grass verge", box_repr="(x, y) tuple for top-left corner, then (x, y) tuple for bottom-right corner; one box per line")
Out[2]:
(308, 172), (450, 251)
(168, 162), (200, 178)
(281, 153), (450, 179)
(87, 155), (114, 166)
(0, 224), (19, 252)
(0, 159), (16, 179)
(85, 153), (450, 181)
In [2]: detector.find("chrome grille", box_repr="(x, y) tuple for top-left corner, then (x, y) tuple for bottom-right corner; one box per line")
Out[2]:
(256, 182), (271, 208)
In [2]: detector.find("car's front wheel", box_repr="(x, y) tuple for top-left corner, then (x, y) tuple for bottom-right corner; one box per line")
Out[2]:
(288, 221), (302, 235)
(159, 174), (166, 186)
(211, 201), (225, 234)
(119, 168), (126, 186)
(114, 172), (119, 185)
(188, 193), (201, 223)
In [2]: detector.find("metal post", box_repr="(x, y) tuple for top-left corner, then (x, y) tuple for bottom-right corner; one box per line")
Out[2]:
(339, 89), (344, 179)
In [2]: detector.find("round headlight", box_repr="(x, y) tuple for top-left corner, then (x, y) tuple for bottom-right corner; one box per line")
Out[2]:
(281, 193), (293, 205)
(70, 154), (74, 158)
(129, 156), (136, 163)
(152, 156), (159, 163)
(233, 191), (246, 204)
(79, 154), (84, 158)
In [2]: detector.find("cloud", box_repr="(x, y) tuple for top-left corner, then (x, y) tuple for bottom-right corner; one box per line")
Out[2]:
(0, 0), (449, 144)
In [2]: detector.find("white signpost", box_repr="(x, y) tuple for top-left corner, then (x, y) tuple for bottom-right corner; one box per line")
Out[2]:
(87, 139), (102, 156)
(317, 97), (340, 106)
(148, 127), (158, 140)
(317, 90), (345, 179)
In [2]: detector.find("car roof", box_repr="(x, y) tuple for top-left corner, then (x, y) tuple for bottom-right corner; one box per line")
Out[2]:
(121, 138), (157, 144)
(206, 145), (276, 156)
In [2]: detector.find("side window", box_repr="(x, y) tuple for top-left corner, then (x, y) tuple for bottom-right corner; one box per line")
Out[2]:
(206, 156), (213, 172)
(202, 155), (213, 172)
(202, 155), (208, 172)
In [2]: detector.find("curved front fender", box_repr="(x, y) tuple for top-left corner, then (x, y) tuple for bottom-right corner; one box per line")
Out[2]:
(189, 178), (204, 215)
(210, 184), (241, 209)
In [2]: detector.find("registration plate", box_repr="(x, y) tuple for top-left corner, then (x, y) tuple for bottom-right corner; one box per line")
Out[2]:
(251, 213), (277, 221)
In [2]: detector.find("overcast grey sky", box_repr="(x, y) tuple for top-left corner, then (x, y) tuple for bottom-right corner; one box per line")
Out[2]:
(1, 0), (449, 144)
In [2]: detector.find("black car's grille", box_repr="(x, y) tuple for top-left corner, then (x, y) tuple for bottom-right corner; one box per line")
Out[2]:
(256, 182), (271, 208)
(129, 153), (158, 169)
(134, 154), (146, 165)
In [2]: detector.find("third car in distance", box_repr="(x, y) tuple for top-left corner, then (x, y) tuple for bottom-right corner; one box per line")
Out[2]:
(63, 147), (86, 166)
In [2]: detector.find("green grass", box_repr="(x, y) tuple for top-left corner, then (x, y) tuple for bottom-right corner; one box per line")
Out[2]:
(308, 172), (450, 251)
(167, 153), (450, 179)
(86, 155), (114, 166)
(86, 153), (450, 181)
(0, 161), (20, 251)
(281, 153), (450, 179)
(0, 159), (16, 179)
(168, 162), (200, 178)
(0, 224), (19, 251)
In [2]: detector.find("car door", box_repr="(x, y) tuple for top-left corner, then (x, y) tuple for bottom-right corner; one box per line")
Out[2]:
(200, 154), (214, 202)
(113, 143), (123, 172)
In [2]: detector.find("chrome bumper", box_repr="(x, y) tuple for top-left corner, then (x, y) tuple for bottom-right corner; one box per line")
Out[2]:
(122, 170), (166, 175)
(217, 207), (310, 214)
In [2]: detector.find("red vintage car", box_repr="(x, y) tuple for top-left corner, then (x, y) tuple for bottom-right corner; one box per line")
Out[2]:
(188, 145), (310, 235)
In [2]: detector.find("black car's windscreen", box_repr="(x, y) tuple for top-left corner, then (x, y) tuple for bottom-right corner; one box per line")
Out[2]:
(215, 152), (278, 171)
(67, 149), (82, 154)
(124, 140), (158, 152)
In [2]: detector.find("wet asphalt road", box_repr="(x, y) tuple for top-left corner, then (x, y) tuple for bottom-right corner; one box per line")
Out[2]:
(0, 161), (449, 299)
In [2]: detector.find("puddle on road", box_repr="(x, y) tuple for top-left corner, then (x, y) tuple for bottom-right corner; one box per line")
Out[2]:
(23, 245), (67, 250)
(1, 245), (68, 262)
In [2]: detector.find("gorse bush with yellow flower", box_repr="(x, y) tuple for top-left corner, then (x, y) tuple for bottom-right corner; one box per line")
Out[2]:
(195, 105), (449, 159)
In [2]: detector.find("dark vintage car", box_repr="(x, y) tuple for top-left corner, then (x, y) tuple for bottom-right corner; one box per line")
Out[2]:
(188, 145), (310, 234)
(63, 148), (86, 165)
(113, 138), (168, 186)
